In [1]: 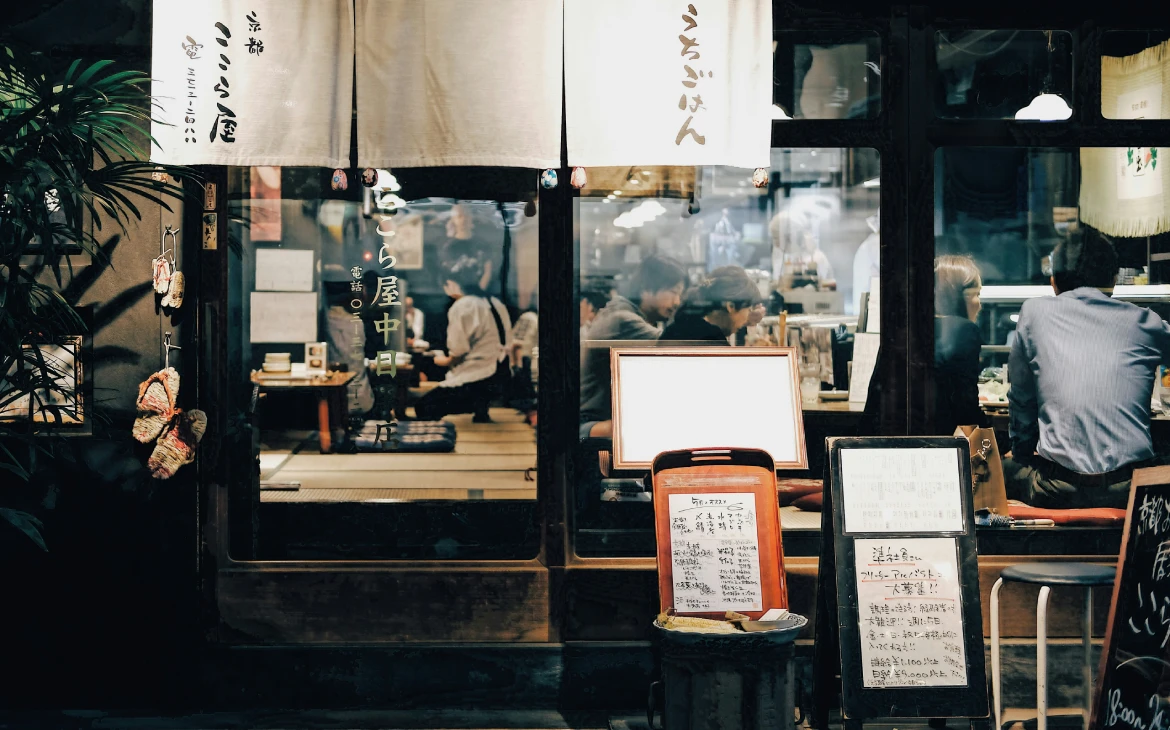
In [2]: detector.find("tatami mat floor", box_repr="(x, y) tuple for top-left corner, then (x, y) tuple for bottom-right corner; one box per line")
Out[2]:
(259, 408), (537, 502)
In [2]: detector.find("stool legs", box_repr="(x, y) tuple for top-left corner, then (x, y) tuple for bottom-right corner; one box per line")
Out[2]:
(991, 578), (1004, 730)
(1083, 587), (1094, 725)
(1037, 586), (1052, 730)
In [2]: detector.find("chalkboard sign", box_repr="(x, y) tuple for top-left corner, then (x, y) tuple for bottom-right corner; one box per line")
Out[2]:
(812, 437), (989, 729)
(652, 448), (788, 619)
(1090, 466), (1170, 730)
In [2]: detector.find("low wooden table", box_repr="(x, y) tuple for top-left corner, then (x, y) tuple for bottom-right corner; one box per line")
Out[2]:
(251, 371), (356, 453)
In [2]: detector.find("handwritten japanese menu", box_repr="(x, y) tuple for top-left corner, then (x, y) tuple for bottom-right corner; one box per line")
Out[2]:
(668, 493), (762, 612)
(855, 538), (968, 688)
(1092, 485), (1170, 730)
(841, 448), (963, 533)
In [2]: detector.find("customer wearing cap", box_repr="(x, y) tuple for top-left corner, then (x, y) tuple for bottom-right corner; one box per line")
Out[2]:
(1004, 230), (1170, 508)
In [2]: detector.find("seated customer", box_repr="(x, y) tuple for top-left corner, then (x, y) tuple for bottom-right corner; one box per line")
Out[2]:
(579, 254), (686, 440)
(1005, 231), (1170, 508)
(933, 255), (989, 435)
(661, 266), (760, 344)
(414, 255), (513, 423)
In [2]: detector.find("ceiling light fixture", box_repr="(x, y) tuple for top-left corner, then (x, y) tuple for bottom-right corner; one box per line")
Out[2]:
(1016, 31), (1072, 121)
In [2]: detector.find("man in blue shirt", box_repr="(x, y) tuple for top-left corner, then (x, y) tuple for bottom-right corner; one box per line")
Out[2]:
(1005, 232), (1170, 509)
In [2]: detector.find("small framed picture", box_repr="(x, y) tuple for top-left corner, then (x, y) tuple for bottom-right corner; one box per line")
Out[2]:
(0, 335), (85, 425)
(305, 342), (327, 376)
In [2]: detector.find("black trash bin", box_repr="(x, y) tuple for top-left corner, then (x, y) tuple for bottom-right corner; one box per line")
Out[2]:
(649, 614), (807, 730)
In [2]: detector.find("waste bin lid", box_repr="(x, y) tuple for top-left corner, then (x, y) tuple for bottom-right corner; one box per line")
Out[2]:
(652, 613), (807, 650)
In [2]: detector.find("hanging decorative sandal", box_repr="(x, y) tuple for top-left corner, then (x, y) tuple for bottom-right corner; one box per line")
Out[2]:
(151, 253), (173, 294)
(132, 366), (180, 443)
(148, 409), (207, 479)
(160, 226), (184, 308)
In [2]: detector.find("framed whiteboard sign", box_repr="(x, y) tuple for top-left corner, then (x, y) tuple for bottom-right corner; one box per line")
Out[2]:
(610, 347), (807, 471)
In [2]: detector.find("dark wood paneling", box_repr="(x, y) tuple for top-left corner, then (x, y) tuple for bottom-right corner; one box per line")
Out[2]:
(215, 563), (550, 644)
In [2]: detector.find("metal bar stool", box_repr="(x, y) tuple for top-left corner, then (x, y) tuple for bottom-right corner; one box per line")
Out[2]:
(990, 562), (1115, 730)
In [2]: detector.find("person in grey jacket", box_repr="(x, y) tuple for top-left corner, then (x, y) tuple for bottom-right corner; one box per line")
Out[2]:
(579, 255), (686, 440)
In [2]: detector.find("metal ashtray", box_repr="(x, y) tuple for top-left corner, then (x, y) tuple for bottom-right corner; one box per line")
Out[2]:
(733, 614), (809, 633)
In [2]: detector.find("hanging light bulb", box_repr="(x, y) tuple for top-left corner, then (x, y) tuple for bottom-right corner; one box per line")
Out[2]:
(1016, 31), (1072, 121)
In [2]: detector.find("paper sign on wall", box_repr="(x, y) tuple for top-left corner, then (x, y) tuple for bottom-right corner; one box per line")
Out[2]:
(151, 0), (353, 167)
(667, 492), (763, 612)
(849, 332), (879, 404)
(855, 537), (968, 688)
(565, 0), (772, 167)
(841, 448), (963, 533)
(249, 292), (318, 344)
(255, 249), (314, 292)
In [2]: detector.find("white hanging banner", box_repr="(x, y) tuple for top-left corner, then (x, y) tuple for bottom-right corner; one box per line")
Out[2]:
(565, 0), (772, 169)
(150, 0), (354, 167)
(356, 0), (563, 169)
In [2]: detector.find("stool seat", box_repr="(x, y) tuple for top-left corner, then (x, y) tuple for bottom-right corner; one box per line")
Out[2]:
(1000, 562), (1115, 587)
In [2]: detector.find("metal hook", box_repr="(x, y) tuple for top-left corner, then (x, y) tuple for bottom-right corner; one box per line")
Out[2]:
(164, 331), (182, 370)
(162, 225), (180, 265)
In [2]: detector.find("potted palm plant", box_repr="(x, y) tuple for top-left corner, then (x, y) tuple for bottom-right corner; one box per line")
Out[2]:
(0, 45), (190, 549)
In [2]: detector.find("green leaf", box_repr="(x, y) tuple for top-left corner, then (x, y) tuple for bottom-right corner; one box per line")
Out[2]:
(0, 508), (47, 551)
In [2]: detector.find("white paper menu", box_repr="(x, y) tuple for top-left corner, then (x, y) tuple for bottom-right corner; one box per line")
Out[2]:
(855, 537), (968, 688)
(668, 493), (763, 612)
(841, 448), (963, 533)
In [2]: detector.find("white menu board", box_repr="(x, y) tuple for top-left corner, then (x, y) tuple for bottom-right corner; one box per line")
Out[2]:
(855, 537), (968, 688)
(841, 448), (963, 533)
(668, 493), (763, 613)
(614, 351), (802, 468)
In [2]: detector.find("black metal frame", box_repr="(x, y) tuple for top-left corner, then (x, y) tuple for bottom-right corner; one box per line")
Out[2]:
(195, 1), (1170, 646)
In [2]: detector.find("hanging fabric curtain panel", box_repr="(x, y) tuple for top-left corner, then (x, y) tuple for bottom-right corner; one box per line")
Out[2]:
(356, 0), (563, 169)
(150, 0), (354, 167)
(1080, 41), (1170, 237)
(564, 0), (772, 169)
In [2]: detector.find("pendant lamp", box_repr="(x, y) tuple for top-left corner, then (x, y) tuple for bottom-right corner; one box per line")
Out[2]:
(1016, 31), (1072, 121)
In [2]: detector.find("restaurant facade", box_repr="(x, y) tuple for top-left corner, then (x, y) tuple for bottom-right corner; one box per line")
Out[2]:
(5, 0), (1170, 724)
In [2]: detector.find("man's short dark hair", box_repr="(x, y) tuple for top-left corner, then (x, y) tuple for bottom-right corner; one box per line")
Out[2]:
(581, 289), (609, 311)
(628, 254), (686, 297)
(1050, 229), (1118, 292)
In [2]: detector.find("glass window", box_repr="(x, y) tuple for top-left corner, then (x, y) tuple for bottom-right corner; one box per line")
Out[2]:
(935, 31), (1073, 120)
(1101, 31), (1170, 120)
(933, 148), (1170, 454)
(226, 167), (539, 559)
(574, 148), (880, 557)
(773, 32), (881, 120)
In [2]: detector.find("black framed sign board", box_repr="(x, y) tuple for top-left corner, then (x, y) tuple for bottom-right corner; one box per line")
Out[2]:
(812, 437), (990, 730)
(1089, 466), (1170, 730)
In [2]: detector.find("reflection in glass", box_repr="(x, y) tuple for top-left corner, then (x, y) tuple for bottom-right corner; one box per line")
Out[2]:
(230, 168), (538, 504)
(934, 147), (1170, 439)
(773, 33), (881, 120)
(935, 31), (1073, 120)
(574, 150), (880, 556)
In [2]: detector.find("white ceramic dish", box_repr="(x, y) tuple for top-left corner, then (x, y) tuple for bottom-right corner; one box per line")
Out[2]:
(819, 390), (849, 401)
